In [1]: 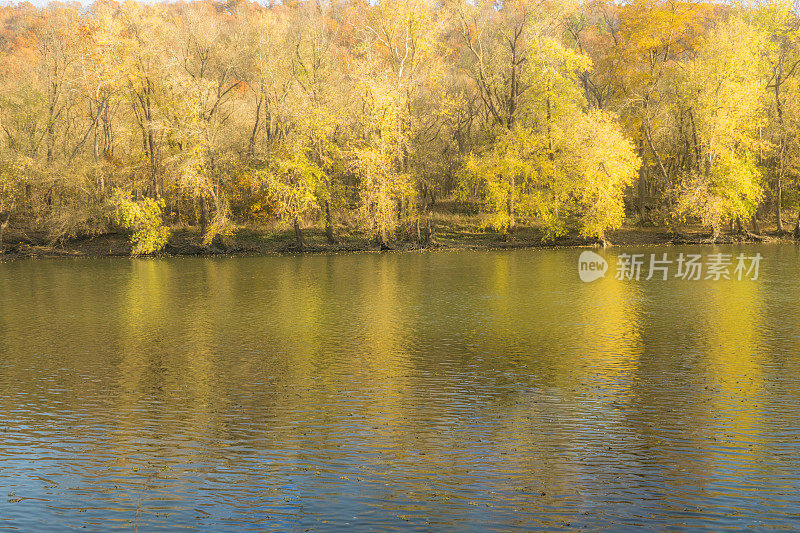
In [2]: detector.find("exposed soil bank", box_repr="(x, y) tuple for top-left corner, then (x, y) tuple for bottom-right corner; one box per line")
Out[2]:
(0, 223), (791, 260)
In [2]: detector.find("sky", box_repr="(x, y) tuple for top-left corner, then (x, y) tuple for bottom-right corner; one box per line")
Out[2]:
(0, 0), (275, 8)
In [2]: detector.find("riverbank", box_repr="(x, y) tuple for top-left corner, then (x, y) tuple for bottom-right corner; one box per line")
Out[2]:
(0, 216), (791, 259)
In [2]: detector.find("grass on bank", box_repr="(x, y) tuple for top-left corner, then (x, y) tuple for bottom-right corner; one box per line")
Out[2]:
(0, 200), (796, 258)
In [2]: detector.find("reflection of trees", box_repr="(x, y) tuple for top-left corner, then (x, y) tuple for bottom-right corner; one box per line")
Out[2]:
(703, 274), (765, 441)
(0, 247), (794, 529)
(622, 249), (767, 514)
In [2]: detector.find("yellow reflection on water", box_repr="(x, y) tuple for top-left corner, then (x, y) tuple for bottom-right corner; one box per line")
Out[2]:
(577, 261), (644, 392)
(700, 274), (766, 447)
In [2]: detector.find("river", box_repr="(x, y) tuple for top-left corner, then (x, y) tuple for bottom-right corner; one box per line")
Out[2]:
(1, 245), (800, 530)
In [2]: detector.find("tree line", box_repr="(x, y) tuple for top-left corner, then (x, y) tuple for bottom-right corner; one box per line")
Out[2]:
(0, 0), (799, 253)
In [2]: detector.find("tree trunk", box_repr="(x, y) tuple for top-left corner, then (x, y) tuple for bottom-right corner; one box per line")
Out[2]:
(794, 209), (800, 240)
(1, 200), (15, 253)
(644, 118), (670, 185)
(293, 217), (306, 249)
(637, 140), (647, 222)
(249, 93), (262, 158)
(426, 214), (436, 245)
(507, 175), (516, 232)
(776, 177), (784, 232)
(375, 223), (391, 250)
(148, 129), (158, 198)
(0, 216), (7, 254)
(773, 71), (786, 233)
(735, 217), (744, 234)
(710, 225), (720, 243)
(325, 201), (336, 244)
(199, 196), (208, 236)
(751, 215), (760, 235)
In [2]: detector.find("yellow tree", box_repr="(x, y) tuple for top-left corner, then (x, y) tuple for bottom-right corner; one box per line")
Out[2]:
(0, 155), (26, 252)
(349, 0), (431, 248)
(290, 0), (347, 244)
(244, 6), (293, 158)
(119, 2), (171, 200)
(782, 63), (800, 236)
(166, 4), (246, 241)
(757, 0), (800, 232)
(254, 148), (324, 250)
(675, 16), (769, 240)
(455, 0), (579, 234)
(349, 77), (412, 248)
(70, 4), (127, 191)
(0, 4), (39, 220)
(569, 0), (709, 221)
(348, 0), (442, 247)
(461, 111), (638, 241)
(560, 110), (641, 239)
(455, 0), (639, 239)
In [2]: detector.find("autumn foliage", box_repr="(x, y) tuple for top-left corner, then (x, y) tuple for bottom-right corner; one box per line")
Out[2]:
(0, 0), (798, 251)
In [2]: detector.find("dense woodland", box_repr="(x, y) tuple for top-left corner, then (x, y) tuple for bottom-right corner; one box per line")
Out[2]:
(1, 0), (799, 253)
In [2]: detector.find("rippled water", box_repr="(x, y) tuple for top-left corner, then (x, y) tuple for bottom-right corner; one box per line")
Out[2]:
(2, 245), (800, 530)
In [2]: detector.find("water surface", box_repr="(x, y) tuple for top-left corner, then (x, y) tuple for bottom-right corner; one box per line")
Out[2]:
(1, 245), (800, 530)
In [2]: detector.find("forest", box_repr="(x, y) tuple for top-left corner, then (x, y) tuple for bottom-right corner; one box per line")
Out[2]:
(1, 0), (799, 254)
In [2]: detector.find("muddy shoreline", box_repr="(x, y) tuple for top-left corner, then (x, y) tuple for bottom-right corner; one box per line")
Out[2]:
(0, 225), (792, 260)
